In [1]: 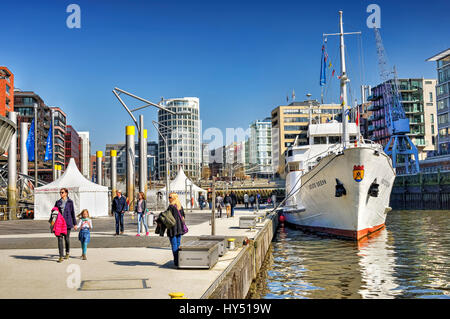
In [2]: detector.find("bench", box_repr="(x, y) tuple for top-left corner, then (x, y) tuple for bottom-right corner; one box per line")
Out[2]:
(178, 240), (220, 269)
(198, 235), (228, 256)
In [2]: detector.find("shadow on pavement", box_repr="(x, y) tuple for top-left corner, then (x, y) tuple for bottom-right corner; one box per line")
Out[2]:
(110, 260), (175, 269)
(11, 254), (58, 262)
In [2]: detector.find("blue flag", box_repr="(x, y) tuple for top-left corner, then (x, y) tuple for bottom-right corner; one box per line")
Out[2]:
(44, 122), (53, 161)
(320, 45), (327, 86)
(26, 119), (35, 162)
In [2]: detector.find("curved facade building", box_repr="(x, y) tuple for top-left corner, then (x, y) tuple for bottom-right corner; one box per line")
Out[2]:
(158, 97), (201, 180)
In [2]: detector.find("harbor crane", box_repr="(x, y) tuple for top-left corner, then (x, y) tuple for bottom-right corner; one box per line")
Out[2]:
(372, 27), (420, 174)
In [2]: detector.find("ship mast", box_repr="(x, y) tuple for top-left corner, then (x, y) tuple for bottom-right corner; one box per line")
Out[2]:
(338, 11), (349, 149)
(323, 11), (361, 149)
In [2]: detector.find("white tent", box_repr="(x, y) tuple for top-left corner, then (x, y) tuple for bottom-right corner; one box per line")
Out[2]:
(147, 167), (207, 209)
(34, 158), (109, 220)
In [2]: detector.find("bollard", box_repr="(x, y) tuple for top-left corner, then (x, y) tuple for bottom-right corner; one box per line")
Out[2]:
(96, 151), (103, 185)
(110, 150), (117, 208)
(138, 116), (146, 196)
(169, 292), (185, 299)
(126, 126), (135, 212)
(227, 238), (235, 250)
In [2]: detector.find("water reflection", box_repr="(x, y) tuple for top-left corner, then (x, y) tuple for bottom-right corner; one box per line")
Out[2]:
(250, 211), (450, 299)
(357, 229), (402, 298)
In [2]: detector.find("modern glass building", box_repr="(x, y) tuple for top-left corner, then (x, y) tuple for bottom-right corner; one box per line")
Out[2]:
(427, 49), (450, 154)
(157, 97), (201, 180)
(248, 118), (272, 178)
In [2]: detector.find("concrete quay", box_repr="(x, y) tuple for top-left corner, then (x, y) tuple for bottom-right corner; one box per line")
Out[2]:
(0, 206), (278, 299)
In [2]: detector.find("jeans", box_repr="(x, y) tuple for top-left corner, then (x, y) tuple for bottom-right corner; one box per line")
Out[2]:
(81, 242), (88, 255)
(115, 212), (124, 234)
(169, 235), (182, 266)
(137, 212), (148, 234)
(231, 206), (235, 217)
(57, 228), (71, 257)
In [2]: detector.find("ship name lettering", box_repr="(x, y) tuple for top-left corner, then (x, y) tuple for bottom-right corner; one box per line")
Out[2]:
(308, 179), (327, 190)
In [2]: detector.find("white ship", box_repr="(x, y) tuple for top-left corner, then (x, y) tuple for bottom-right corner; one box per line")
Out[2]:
(282, 11), (396, 240)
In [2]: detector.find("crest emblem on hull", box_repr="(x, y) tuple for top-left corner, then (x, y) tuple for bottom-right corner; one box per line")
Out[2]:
(353, 165), (364, 182)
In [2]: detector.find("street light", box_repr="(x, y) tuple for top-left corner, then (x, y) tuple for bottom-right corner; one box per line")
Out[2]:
(152, 120), (172, 207)
(112, 87), (178, 198)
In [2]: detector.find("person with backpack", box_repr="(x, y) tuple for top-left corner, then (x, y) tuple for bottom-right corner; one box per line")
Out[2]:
(54, 188), (77, 261)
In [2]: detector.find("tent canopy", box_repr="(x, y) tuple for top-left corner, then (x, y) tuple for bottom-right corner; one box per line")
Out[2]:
(34, 158), (109, 220)
(148, 167), (207, 209)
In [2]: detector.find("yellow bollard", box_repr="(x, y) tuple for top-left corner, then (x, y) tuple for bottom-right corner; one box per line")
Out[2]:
(227, 238), (236, 250)
(169, 292), (185, 299)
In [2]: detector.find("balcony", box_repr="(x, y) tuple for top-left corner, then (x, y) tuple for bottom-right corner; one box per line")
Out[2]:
(368, 104), (381, 111)
(404, 107), (421, 114)
(409, 129), (425, 136)
(367, 93), (382, 101)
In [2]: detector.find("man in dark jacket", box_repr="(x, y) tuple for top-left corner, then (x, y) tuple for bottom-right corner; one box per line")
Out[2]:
(55, 188), (77, 262)
(198, 193), (205, 210)
(112, 190), (127, 235)
(230, 191), (237, 217)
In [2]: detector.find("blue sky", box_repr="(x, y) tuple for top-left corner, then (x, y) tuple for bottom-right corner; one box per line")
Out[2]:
(2, 0), (449, 152)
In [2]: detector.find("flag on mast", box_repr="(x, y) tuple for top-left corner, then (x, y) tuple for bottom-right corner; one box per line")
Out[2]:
(26, 119), (35, 162)
(44, 122), (53, 161)
(292, 89), (296, 101)
(320, 45), (327, 86)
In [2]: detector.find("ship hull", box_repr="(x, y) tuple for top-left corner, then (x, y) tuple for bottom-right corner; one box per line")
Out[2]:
(283, 147), (395, 240)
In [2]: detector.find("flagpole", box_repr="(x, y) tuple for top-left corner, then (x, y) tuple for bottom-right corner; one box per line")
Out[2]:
(34, 103), (38, 188)
(51, 109), (55, 181)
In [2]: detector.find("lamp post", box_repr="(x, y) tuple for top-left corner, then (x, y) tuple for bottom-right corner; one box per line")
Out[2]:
(112, 87), (177, 198)
(152, 120), (172, 207)
(112, 88), (190, 201)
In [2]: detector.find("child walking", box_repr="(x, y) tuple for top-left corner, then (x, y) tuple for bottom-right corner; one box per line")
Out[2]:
(77, 209), (92, 260)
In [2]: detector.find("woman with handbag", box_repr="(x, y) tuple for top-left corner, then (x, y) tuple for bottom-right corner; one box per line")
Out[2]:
(166, 192), (188, 267)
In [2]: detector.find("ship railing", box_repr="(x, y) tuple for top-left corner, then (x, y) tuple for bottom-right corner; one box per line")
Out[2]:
(303, 140), (384, 169)
(303, 143), (343, 168)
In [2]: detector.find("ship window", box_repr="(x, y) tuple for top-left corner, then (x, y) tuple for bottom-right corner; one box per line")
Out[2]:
(313, 137), (327, 144)
(329, 136), (341, 144)
(288, 162), (300, 172)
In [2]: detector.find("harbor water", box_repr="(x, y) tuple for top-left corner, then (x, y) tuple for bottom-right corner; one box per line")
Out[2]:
(248, 210), (450, 299)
